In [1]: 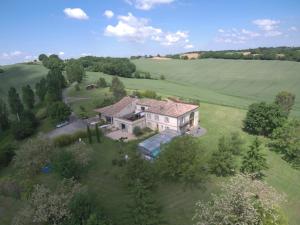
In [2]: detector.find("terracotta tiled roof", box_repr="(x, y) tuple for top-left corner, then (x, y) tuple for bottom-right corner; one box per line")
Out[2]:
(137, 98), (198, 117)
(94, 96), (137, 117)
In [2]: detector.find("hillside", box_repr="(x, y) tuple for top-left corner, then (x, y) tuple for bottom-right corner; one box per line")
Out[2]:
(0, 63), (48, 101)
(133, 59), (300, 117)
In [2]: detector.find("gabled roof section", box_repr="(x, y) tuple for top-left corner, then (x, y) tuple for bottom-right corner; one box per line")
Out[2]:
(94, 96), (136, 117)
(137, 98), (199, 117)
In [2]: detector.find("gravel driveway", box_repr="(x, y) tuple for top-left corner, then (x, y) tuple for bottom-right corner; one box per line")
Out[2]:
(46, 88), (88, 139)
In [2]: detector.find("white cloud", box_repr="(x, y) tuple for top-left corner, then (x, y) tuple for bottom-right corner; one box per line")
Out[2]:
(81, 53), (92, 56)
(63, 8), (89, 20)
(104, 10), (114, 19)
(252, 19), (280, 31)
(241, 29), (260, 37)
(288, 26), (298, 32)
(58, 51), (65, 56)
(218, 28), (224, 33)
(11, 51), (22, 56)
(126, 0), (174, 10)
(184, 44), (194, 49)
(215, 28), (259, 44)
(0, 51), (23, 59)
(105, 12), (191, 48)
(264, 30), (282, 37)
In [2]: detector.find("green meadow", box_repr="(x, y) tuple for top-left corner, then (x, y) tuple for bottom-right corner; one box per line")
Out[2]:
(1, 59), (300, 224)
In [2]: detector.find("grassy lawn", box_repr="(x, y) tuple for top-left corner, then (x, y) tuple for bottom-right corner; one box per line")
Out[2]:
(1, 60), (300, 224)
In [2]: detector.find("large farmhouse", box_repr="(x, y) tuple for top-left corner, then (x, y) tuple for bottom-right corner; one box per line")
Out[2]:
(94, 96), (199, 134)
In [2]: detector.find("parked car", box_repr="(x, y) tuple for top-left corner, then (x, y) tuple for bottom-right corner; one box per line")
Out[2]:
(56, 121), (69, 128)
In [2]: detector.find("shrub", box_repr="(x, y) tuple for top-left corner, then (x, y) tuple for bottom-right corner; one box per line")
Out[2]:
(52, 130), (87, 147)
(243, 102), (287, 136)
(0, 144), (15, 169)
(52, 150), (80, 179)
(0, 178), (22, 199)
(75, 83), (80, 91)
(133, 126), (143, 136)
(0, 68), (4, 73)
(36, 107), (47, 120)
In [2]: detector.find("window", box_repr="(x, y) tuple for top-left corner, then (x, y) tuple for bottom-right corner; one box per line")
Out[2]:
(164, 116), (169, 123)
(141, 106), (145, 111)
(155, 115), (159, 121)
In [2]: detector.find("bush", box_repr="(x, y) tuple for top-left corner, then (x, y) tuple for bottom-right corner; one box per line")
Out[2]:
(47, 101), (71, 123)
(52, 150), (80, 179)
(243, 102), (287, 136)
(36, 107), (47, 120)
(133, 126), (143, 136)
(0, 68), (4, 73)
(74, 83), (80, 91)
(0, 144), (15, 169)
(52, 130), (87, 147)
(0, 178), (22, 199)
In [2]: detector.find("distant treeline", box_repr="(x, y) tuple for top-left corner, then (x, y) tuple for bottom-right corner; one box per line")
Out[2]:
(165, 47), (300, 62)
(77, 56), (136, 77)
(200, 47), (300, 61)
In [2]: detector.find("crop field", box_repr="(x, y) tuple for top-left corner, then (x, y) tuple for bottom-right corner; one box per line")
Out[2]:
(133, 59), (300, 117)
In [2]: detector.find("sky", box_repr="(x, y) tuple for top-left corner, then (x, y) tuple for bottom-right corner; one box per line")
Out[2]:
(1, 0), (300, 65)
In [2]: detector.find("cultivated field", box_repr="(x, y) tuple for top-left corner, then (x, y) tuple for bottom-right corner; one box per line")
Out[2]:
(133, 59), (300, 117)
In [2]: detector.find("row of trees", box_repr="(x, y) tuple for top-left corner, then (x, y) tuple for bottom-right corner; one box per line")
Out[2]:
(77, 56), (136, 78)
(200, 47), (300, 62)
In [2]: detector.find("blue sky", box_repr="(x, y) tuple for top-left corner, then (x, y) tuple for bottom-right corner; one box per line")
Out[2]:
(1, 0), (300, 64)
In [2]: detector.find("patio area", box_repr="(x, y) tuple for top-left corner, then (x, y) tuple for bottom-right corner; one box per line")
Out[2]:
(105, 129), (137, 142)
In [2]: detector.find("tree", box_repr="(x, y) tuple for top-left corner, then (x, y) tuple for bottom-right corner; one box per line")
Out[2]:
(13, 179), (82, 225)
(0, 98), (9, 131)
(95, 124), (101, 143)
(22, 85), (35, 109)
(38, 53), (47, 62)
(110, 76), (126, 100)
(45, 68), (66, 102)
(47, 101), (71, 123)
(243, 102), (287, 136)
(127, 179), (164, 225)
(13, 137), (53, 177)
(209, 136), (237, 177)
(8, 87), (24, 120)
(270, 119), (300, 168)
(53, 149), (80, 179)
(157, 136), (208, 186)
(68, 191), (95, 225)
(275, 91), (295, 115)
(11, 110), (38, 140)
(87, 125), (92, 144)
(193, 174), (287, 225)
(35, 78), (47, 102)
(228, 131), (244, 155)
(240, 138), (268, 179)
(97, 77), (107, 88)
(160, 75), (165, 80)
(42, 54), (65, 71)
(66, 60), (85, 83)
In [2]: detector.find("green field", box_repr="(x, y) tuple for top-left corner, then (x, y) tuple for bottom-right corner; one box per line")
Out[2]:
(1, 59), (300, 224)
(133, 59), (300, 116)
(0, 63), (48, 101)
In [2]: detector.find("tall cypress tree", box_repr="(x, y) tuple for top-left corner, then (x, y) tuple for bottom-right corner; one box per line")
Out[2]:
(22, 85), (35, 109)
(8, 87), (24, 121)
(0, 98), (9, 131)
(95, 124), (100, 143)
(87, 125), (92, 144)
(240, 138), (268, 179)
